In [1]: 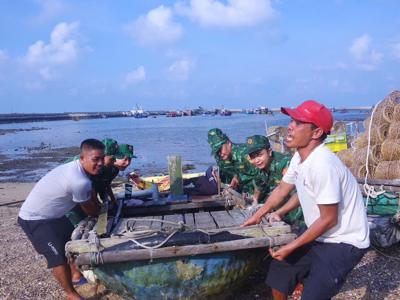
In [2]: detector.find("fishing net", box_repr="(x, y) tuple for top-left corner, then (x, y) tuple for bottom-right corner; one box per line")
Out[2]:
(374, 160), (400, 180)
(336, 148), (354, 168)
(388, 122), (400, 139)
(381, 105), (395, 123)
(353, 145), (381, 166)
(393, 104), (400, 122)
(267, 126), (287, 142)
(332, 121), (346, 133)
(381, 139), (400, 161)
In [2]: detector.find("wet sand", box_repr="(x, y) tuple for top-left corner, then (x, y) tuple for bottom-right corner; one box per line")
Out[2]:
(1, 182), (400, 299)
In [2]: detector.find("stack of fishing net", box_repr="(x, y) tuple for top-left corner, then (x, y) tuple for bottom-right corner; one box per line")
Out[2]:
(336, 90), (400, 180)
(267, 126), (288, 153)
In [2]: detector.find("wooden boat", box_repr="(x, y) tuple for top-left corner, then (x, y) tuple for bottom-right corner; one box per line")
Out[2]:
(66, 207), (296, 300)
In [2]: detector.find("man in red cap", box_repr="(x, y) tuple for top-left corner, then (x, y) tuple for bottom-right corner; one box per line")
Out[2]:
(242, 100), (369, 300)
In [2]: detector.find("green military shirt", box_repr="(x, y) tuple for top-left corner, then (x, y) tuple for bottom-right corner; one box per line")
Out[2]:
(247, 151), (291, 202)
(215, 143), (259, 193)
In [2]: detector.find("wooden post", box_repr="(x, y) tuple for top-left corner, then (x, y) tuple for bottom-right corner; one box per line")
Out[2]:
(168, 155), (183, 196)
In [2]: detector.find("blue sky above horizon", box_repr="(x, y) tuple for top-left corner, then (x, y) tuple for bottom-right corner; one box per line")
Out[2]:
(0, 0), (399, 113)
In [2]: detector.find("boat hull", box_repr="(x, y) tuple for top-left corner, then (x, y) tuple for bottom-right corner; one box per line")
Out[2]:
(91, 249), (266, 300)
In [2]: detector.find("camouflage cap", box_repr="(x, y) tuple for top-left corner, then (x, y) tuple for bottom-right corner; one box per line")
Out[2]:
(245, 135), (271, 155)
(115, 144), (136, 159)
(102, 138), (119, 156)
(208, 128), (229, 154)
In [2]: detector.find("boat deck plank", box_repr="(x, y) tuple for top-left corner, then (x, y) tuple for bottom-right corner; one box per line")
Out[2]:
(184, 213), (195, 229)
(194, 212), (217, 229)
(210, 210), (237, 228)
(162, 214), (184, 230)
(226, 209), (247, 226)
(150, 215), (163, 231)
(131, 216), (153, 231)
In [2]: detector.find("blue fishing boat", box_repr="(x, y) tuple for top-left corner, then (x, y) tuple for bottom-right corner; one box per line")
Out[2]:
(66, 206), (295, 300)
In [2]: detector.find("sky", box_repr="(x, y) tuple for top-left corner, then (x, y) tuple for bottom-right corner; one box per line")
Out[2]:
(0, 0), (399, 113)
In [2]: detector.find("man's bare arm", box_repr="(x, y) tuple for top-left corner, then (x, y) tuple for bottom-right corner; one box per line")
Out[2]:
(241, 181), (295, 226)
(79, 190), (101, 217)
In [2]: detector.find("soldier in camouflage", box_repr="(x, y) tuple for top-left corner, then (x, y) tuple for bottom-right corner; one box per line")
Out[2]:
(207, 128), (258, 194)
(245, 135), (291, 204)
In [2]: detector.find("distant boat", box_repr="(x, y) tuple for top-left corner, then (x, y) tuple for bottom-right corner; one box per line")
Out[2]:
(130, 106), (149, 118)
(219, 109), (232, 116)
(166, 111), (183, 117)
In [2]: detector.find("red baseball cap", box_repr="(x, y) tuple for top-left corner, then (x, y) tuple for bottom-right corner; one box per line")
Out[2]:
(281, 100), (333, 134)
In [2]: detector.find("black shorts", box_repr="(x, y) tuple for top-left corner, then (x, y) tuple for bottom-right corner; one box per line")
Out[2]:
(266, 242), (367, 300)
(18, 216), (74, 268)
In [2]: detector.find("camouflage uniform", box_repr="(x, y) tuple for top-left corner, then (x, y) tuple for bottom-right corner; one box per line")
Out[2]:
(249, 151), (291, 202)
(207, 128), (258, 192)
(245, 135), (303, 225)
(244, 135), (291, 202)
(92, 143), (136, 196)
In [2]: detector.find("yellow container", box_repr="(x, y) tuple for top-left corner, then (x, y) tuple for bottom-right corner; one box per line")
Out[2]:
(325, 133), (348, 153)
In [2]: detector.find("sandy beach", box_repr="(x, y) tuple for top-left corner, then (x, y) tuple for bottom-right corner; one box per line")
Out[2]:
(1, 181), (400, 299)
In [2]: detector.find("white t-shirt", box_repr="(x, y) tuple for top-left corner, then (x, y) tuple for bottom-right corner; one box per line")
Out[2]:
(19, 160), (93, 220)
(283, 144), (370, 249)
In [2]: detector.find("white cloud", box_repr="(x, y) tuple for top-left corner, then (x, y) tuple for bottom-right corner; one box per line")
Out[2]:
(0, 49), (8, 61)
(125, 66), (146, 85)
(125, 6), (183, 45)
(35, 0), (65, 22)
(167, 58), (195, 81)
(175, 0), (276, 28)
(393, 42), (400, 60)
(349, 34), (383, 71)
(22, 22), (80, 80)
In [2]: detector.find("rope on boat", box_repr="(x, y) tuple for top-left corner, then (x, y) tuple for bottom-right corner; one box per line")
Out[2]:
(364, 98), (384, 208)
(128, 230), (179, 250)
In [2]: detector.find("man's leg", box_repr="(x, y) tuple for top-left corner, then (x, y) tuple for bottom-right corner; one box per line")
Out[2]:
(266, 244), (312, 299)
(70, 261), (82, 282)
(52, 264), (82, 300)
(301, 242), (367, 300)
(271, 288), (288, 300)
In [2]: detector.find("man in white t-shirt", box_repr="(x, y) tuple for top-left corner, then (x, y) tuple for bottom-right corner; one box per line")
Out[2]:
(18, 139), (104, 300)
(242, 100), (369, 300)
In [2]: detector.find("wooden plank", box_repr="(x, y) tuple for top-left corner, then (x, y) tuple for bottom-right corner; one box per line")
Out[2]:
(129, 217), (153, 231)
(210, 210), (237, 228)
(122, 200), (228, 217)
(357, 178), (400, 188)
(75, 233), (297, 265)
(150, 215), (163, 231)
(67, 223), (292, 253)
(162, 214), (184, 230)
(184, 213), (195, 229)
(111, 218), (132, 235)
(237, 209), (270, 225)
(227, 209), (247, 226)
(194, 212), (217, 229)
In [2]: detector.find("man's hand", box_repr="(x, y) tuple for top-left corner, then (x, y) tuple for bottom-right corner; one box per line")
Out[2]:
(240, 213), (262, 227)
(229, 176), (240, 189)
(266, 212), (282, 224)
(269, 244), (294, 261)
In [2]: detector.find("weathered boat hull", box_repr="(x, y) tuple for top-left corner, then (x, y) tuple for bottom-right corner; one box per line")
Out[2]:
(91, 249), (265, 300)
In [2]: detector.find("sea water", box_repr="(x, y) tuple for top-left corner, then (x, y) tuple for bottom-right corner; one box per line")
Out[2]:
(0, 112), (368, 181)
